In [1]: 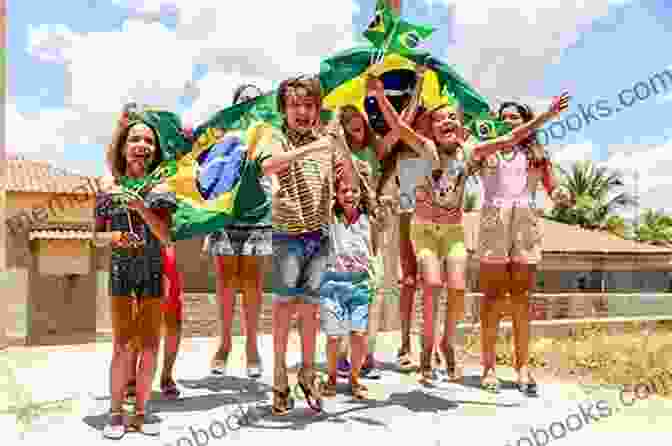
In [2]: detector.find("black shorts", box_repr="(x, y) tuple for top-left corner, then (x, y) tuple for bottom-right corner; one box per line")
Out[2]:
(109, 250), (163, 298)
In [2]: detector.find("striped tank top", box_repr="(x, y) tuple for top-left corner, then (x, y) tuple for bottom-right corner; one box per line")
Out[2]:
(271, 127), (331, 234)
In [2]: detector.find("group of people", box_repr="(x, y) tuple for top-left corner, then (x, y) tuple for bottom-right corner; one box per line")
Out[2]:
(93, 61), (574, 439)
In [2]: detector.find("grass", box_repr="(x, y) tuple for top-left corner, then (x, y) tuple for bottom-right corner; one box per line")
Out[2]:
(463, 320), (672, 396)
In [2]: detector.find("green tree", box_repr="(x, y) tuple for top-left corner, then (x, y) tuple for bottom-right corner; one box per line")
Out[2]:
(635, 209), (672, 245)
(548, 161), (636, 229)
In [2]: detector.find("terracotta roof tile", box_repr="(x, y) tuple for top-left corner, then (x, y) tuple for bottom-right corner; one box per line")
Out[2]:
(29, 230), (93, 240)
(5, 159), (99, 194)
(462, 212), (671, 254)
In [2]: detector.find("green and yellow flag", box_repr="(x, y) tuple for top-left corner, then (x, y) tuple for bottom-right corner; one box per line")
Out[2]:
(363, 0), (397, 48)
(363, 0), (435, 58)
(320, 46), (490, 122)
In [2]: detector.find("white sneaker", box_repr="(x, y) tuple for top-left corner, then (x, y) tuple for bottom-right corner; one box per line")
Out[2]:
(102, 413), (125, 440)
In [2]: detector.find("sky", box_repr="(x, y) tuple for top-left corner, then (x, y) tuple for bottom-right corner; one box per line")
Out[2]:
(5, 0), (672, 217)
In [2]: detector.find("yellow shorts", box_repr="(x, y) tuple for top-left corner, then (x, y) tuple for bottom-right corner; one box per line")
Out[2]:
(477, 206), (543, 264)
(410, 222), (467, 289)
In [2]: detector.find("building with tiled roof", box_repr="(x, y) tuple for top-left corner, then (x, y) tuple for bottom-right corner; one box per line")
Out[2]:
(2, 158), (100, 347)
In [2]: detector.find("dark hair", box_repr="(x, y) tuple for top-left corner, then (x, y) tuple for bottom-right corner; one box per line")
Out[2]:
(276, 75), (322, 115)
(333, 172), (369, 217)
(232, 84), (263, 105)
(498, 101), (534, 122)
(112, 121), (163, 176)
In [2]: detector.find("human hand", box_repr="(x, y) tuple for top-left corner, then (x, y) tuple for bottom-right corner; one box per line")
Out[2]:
(549, 92), (570, 115)
(366, 75), (385, 97)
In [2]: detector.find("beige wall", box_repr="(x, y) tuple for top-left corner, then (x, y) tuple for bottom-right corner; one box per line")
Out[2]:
(26, 251), (97, 345)
(34, 239), (91, 275)
(1, 268), (29, 341)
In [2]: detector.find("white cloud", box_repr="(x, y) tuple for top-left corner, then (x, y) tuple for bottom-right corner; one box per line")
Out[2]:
(19, 0), (357, 173)
(431, 0), (626, 105)
(582, 140), (672, 216)
(552, 140), (594, 163)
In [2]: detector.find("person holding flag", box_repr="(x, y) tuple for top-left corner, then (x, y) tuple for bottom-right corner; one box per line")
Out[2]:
(95, 107), (183, 438)
(204, 84), (267, 379)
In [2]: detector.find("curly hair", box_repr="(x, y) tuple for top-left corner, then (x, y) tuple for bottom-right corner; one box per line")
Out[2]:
(333, 169), (370, 217)
(109, 121), (163, 178)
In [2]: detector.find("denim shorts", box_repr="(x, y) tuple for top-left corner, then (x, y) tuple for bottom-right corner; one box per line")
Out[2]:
(271, 231), (329, 304)
(206, 225), (272, 257)
(319, 271), (370, 337)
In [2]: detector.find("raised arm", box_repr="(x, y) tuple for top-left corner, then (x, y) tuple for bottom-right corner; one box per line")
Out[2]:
(400, 64), (426, 125)
(472, 93), (570, 161)
(367, 76), (438, 164)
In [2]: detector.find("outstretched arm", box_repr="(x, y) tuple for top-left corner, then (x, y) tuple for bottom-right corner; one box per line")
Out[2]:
(473, 93), (570, 161)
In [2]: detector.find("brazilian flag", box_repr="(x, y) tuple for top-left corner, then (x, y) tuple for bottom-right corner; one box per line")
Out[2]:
(320, 46), (491, 123)
(363, 0), (435, 58)
(467, 111), (513, 142)
(169, 93), (282, 240)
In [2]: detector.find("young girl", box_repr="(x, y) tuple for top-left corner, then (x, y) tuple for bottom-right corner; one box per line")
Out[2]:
(319, 166), (373, 400)
(475, 98), (573, 395)
(368, 76), (560, 383)
(204, 84), (266, 379)
(95, 110), (179, 439)
(332, 102), (399, 380)
(104, 108), (184, 403)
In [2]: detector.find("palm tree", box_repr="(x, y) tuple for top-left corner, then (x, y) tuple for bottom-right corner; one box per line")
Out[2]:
(548, 161), (637, 229)
(635, 209), (672, 245)
(604, 215), (627, 238)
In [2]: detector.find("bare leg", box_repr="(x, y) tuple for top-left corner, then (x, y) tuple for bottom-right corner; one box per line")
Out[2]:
(110, 298), (134, 411)
(133, 298), (162, 415)
(479, 262), (509, 391)
(161, 311), (182, 386)
(511, 263), (538, 395)
(240, 256), (263, 368)
(213, 256), (238, 364)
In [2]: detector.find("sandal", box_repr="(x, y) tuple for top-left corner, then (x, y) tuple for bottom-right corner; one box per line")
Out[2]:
(271, 387), (295, 416)
(481, 369), (501, 394)
(297, 367), (323, 412)
(127, 411), (161, 436)
(517, 369), (539, 397)
(351, 382), (369, 400)
(441, 344), (463, 382)
(397, 349), (414, 372)
(102, 410), (125, 439)
(161, 379), (181, 400)
(418, 349), (434, 384)
(211, 351), (229, 375)
(320, 377), (338, 398)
